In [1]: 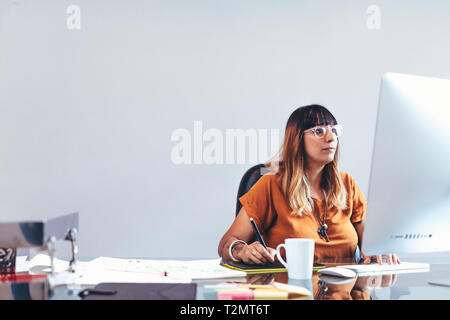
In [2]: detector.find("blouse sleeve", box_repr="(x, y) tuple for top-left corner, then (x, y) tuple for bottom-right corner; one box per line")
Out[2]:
(238, 175), (277, 233)
(348, 175), (367, 223)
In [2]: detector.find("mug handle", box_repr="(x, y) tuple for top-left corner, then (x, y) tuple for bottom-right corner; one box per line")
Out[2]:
(276, 243), (288, 268)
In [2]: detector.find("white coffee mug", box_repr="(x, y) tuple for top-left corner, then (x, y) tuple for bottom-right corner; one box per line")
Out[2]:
(276, 238), (315, 279)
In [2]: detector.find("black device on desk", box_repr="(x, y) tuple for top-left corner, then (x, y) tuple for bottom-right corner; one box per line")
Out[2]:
(79, 283), (197, 300)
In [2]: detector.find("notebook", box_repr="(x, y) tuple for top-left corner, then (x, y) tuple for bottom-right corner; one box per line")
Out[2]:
(220, 259), (325, 274)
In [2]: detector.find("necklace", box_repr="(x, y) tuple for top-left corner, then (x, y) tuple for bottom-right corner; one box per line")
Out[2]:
(312, 194), (330, 242)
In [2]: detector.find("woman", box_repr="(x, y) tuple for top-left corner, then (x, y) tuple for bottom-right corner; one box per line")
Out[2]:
(218, 104), (400, 265)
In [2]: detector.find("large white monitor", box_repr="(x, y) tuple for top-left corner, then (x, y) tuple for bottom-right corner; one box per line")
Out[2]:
(362, 73), (450, 256)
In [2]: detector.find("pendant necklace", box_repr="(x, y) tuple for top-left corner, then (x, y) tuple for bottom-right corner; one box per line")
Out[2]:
(313, 193), (330, 242)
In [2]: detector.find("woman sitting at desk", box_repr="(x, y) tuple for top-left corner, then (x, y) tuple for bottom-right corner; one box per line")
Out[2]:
(218, 104), (400, 265)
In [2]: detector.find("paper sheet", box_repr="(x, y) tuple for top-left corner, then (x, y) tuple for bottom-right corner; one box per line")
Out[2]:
(15, 256), (29, 273)
(28, 253), (74, 273)
(26, 254), (245, 286)
(75, 269), (191, 285)
(89, 257), (247, 280)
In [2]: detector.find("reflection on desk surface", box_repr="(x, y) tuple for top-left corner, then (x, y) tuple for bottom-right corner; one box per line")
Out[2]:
(247, 273), (371, 300)
(235, 264), (450, 300)
(3, 263), (450, 300)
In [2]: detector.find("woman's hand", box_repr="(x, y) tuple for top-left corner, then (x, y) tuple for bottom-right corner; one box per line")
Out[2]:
(247, 273), (275, 285)
(361, 253), (401, 265)
(355, 273), (398, 294)
(235, 241), (276, 265)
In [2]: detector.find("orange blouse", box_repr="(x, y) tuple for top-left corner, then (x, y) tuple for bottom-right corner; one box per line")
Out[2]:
(239, 172), (367, 263)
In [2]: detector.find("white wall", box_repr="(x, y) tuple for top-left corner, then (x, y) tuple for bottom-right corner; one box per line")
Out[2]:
(1, 0), (450, 259)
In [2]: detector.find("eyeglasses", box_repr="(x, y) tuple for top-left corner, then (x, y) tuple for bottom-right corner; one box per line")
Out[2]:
(304, 125), (343, 138)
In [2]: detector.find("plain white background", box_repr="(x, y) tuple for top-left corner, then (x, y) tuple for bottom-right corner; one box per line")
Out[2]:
(1, 0), (450, 259)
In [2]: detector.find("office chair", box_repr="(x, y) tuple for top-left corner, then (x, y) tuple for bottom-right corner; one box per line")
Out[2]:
(235, 163), (268, 216)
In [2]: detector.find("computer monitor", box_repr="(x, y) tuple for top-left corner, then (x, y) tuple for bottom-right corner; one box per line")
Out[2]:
(362, 72), (450, 257)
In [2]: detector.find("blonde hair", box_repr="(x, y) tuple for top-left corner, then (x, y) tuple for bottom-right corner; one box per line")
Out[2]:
(267, 105), (347, 216)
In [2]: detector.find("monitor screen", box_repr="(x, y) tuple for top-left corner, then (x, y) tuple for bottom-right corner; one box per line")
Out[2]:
(362, 73), (450, 256)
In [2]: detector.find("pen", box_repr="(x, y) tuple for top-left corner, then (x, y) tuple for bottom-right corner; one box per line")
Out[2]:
(249, 218), (267, 250)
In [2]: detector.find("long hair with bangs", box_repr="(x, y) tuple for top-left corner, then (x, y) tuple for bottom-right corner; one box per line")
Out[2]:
(268, 105), (347, 216)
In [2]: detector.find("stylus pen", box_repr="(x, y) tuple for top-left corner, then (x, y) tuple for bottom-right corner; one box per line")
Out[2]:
(249, 217), (268, 250)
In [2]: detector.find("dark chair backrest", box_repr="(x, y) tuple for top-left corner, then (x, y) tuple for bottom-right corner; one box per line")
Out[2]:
(235, 164), (269, 216)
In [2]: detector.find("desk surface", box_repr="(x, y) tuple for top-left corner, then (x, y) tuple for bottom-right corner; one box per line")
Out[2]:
(42, 262), (450, 300)
(194, 263), (450, 300)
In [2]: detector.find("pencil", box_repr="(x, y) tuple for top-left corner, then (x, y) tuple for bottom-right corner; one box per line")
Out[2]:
(249, 217), (268, 250)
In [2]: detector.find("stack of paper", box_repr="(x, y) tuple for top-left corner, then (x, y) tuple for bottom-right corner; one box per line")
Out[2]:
(15, 256), (29, 273)
(28, 254), (74, 274)
(27, 254), (246, 286)
(204, 282), (311, 300)
(89, 257), (246, 280)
